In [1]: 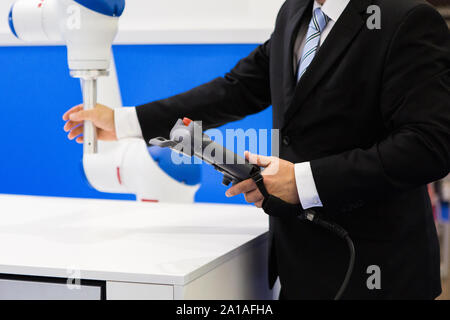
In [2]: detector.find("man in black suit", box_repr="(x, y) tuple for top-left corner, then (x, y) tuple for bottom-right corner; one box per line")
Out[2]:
(63, 0), (450, 299)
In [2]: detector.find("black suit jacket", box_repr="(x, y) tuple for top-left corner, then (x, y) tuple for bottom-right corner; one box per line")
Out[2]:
(136, 0), (450, 299)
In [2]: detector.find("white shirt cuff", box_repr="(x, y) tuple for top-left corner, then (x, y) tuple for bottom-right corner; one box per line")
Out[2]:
(295, 162), (323, 209)
(114, 107), (143, 140)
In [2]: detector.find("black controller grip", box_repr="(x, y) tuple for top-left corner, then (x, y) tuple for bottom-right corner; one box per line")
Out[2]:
(149, 118), (261, 186)
(199, 138), (260, 186)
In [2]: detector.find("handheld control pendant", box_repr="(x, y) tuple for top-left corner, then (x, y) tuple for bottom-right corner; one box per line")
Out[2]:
(150, 118), (261, 186)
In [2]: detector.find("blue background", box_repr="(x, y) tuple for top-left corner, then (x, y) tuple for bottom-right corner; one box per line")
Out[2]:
(0, 44), (272, 204)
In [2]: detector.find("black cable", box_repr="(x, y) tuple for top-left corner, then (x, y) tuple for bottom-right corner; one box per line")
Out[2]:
(334, 235), (355, 300)
(250, 172), (356, 300)
(305, 211), (356, 300)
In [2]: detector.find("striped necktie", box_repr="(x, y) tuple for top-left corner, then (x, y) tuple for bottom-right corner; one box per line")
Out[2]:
(297, 7), (330, 82)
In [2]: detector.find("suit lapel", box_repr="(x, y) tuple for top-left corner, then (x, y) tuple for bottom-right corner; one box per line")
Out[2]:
(282, 0), (371, 129)
(282, 0), (312, 110)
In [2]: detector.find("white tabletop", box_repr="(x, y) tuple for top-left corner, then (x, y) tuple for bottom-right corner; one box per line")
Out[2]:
(0, 195), (268, 286)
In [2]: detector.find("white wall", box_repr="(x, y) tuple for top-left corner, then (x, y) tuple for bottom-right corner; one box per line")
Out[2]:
(0, 0), (284, 45)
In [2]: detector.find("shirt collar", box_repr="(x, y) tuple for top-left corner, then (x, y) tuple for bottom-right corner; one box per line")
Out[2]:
(314, 0), (350, 22)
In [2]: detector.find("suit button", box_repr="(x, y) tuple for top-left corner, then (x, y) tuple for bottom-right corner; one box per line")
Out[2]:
(282, 136), (290, 146)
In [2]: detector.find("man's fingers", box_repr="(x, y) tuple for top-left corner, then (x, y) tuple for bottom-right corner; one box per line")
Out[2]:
(76, 136), (84, 144)
(68, 125), (84, 140)
(226, 179), (257, 197)
(255, 200), (264, 208)
(63, 105), (83, 121)
(64, 120), (82, 132)
(69, 109), (95, 122)
(245, 151), (272, 168)
(244, 189), (264, 204)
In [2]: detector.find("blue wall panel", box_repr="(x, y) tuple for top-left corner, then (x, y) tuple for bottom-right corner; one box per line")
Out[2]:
(0, 44), (272, 204)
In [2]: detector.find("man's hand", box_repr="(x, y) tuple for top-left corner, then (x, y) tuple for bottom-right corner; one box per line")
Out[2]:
(226, 152), (300, 208)
(63, 104), (117, 143)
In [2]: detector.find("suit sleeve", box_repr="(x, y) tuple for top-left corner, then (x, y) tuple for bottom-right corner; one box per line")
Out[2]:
(134, 40), (272, 143)
(310, 5), (450, 213)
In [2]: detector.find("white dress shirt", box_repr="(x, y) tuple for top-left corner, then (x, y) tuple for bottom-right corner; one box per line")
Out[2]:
(114, 0), (350, 209)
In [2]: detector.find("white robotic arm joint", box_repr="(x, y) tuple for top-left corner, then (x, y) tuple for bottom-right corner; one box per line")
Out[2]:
(9, 0), (125, 71)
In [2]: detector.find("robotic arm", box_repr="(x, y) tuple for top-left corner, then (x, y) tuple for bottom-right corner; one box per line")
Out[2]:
(9, 0), (125, 154)
(8, 0), (200, 203)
